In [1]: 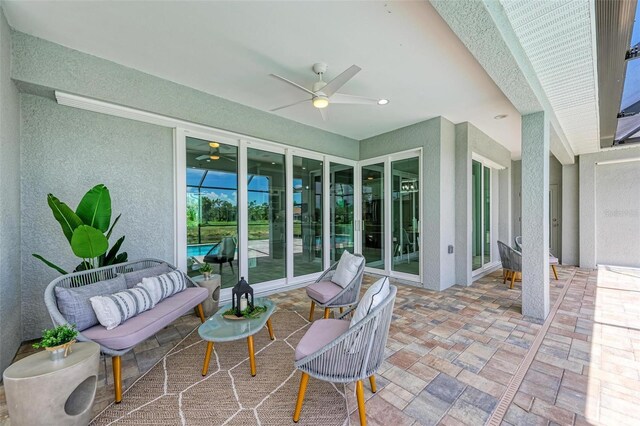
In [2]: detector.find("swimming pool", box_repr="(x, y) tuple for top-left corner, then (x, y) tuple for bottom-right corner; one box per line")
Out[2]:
(187, 244), (214, 257)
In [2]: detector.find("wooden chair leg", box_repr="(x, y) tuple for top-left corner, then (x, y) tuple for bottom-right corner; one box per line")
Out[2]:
(308, 301), (315, 322)
(202, 341), (214, 376)
(293, 372), (310, 423)
(369, 375), (377, 393)
(323, 308), (330, 319)
(196, 303), (206, 323)
(113, 355), (122, 403)
(356, 380), (367, 426)
(552, 265), (559, 280)
(339, 307), (344, 314)
(503, 270), (510, 284)
(510, 272), (517, 289)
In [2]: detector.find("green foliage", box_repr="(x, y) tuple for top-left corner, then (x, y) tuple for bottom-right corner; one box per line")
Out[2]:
(33, 184), (128, 274)
(33, 324), (78, 349)
(222, 304), (267, 319)
(199, 263), (212, 273)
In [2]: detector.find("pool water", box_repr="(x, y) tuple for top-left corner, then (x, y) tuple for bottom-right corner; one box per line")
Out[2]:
(187, 245), (214, 257)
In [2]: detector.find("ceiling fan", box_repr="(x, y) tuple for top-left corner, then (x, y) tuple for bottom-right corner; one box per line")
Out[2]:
(195, 142), (235, 163)
(269, 63), (388, 121)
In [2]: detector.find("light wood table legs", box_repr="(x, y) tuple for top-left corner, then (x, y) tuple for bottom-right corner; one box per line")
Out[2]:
(202, 341), (214, 376)
(293, 372), (309, 423)
(266, 319), (275, 340)
(247, 335), (256, 376)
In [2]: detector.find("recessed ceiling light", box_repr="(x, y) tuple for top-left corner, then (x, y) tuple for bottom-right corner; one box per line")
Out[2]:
(378, 99), (389, 105)
(206, 159), (211, 162)
(209, 142), (220, 148)
(210, 155), (220, 160)
(271, 162), (276, 165)
(494, 114), (508, 120)
(302, 167), (306, 170)
(367, 176), (374, 180)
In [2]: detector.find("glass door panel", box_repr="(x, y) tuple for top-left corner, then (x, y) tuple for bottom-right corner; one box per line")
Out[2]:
(362, 164), (384, 269)
(483, 166), (491, 265)
(472, 160), (482, 271)
(391, 157), (420, 275)
(247, 148), (286, 283)
(293, 156), (323, 276)
(330, 163), (354, 261)
(186, 137), (238, 288)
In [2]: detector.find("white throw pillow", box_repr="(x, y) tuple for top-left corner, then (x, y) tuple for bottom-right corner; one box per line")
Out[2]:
(331, 251), (364, 288)
(350, 276), (390, 327)
(90, 287), (155, 330)
(137, 270), (187, 305)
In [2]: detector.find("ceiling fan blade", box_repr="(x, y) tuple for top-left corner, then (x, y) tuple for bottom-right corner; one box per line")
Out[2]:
(270, 98), (310, 112)
(195, 155), (209, 161)
(322, 65), (361, 97)
(319, 108), (328, 121)
(269, 74), (316, 96)
(330, 93), (380, 105)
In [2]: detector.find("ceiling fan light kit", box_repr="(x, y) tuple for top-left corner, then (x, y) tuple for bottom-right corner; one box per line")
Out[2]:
(269, 62), (388, 120)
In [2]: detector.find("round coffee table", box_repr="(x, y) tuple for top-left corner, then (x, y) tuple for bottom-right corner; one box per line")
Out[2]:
(198, 297), (276, 377)
(2, 342), (100, 426)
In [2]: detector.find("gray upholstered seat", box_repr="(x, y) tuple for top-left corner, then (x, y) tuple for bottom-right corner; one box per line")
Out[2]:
(513, 236), (560, 280)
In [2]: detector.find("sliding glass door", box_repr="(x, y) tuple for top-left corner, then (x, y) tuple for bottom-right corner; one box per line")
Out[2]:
(293, 156), (323, 277)
(330, 163), (354, 262)
(472, 159), (492, 272)
(359, 150), (421, 281)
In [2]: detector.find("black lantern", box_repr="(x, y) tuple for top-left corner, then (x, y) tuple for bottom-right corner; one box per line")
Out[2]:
(232, 277), (254, 316)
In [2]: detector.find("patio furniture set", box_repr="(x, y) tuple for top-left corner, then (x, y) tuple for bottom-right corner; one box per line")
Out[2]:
(498, 236), (559, 288)
(5, 250), (395, 425)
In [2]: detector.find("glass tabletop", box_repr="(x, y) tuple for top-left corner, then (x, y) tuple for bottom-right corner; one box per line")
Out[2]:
(198, 297), (276, 342)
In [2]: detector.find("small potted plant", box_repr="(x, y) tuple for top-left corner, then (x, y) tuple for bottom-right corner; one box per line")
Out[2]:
(200, 263), (212, 280)
(33, 324), (79, 361)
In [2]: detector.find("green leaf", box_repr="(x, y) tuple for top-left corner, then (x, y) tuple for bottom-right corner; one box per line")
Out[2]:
(70, 225), (109, 259)
(102, 235), (125, 266)
(113, 252), (128, 264)
(73, 260), (93, 272)
(47, 194), (83, 243)
(32, 254), (68, 275)
(105, 213), (121, 240)
(76, 184), (112, 233)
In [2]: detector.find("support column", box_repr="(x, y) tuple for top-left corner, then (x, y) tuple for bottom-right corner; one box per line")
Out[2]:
(521, 112), (550, 320)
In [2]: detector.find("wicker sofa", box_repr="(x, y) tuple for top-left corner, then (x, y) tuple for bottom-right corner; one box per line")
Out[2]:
(44, 258), (208, 403)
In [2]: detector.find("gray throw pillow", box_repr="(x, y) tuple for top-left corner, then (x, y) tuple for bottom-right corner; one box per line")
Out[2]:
(55, 275), (127, 331)
(121, 263), (173, 288)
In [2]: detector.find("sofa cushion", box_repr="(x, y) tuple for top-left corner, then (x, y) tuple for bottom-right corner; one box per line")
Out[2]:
(295, 318), (350, 361)
(137, 270), (187, 305)
(121, 263), (173, 288)
(90, 287), (156, 330)
(331, 251), (363, 288)
(306, 280), (343, 304)
(82, 287), (208, 350)
(55, 275), (127, 331)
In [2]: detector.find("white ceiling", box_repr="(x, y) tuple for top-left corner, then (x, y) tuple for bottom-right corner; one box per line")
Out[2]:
(501, 0), (599, 155)
(4, 0), (522, 154)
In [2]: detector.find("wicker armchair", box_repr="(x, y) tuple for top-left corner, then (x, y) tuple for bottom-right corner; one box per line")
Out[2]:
(513, 236), (559, 280)
(44, 258), (207, 402)
(498, 241), (522, 289)
(306, 253), (365, 321)
(293, 285), (397, 425)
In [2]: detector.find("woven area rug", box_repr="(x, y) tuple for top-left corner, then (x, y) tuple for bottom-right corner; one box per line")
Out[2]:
(91, 310), (349, 425)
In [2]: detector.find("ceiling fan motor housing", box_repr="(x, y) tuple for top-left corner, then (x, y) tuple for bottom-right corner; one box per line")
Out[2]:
(312, 62), (328, 75)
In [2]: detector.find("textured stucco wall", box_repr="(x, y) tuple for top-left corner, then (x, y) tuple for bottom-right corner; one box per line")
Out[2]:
(21, 95), (174, 338)
(498, 167), (512, 253)
(579, 146), (640, 268)
(0, 5), (22, 374)
(10, 30), (359, 160)
(561, 162), (579, 265)
(440, 119), (457, 288)
(521, 112), (550, 320)
(511, 160), (522, 238)
(454, 123), (472, 285)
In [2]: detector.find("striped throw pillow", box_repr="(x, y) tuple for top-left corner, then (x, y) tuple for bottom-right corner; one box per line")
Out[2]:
(137, 270), (187, 305)
(89, 287), (155, 330)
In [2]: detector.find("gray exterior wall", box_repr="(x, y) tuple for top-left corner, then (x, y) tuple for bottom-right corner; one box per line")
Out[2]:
(359, 117), (457, 291)
(11, 31), (359, 160)
(0, 6), (22, 374)
(561, 162), (579, 265)
(21, 95), (175, 339)
(579, 147), (640, 268)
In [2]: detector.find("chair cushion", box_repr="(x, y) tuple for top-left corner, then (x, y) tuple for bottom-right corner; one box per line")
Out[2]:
(306, 280), (343, 304)
(549, 255), (559, 265)
(331, 251), (363, 288)
(90, 287), (156, 330)
(137, 270), (188, 305)
(350, 277), (390, 327)
(120, 263), (173, 288)
(295, 319), (350, 361)
(55, 275), (127, 331)
(82, 287), (208, 350)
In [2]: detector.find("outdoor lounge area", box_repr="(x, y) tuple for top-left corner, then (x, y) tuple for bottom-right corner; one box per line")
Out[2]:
(1, 1), (640, 425)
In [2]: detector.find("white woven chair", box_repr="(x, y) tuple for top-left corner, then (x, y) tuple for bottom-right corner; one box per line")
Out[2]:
(293, 285), (397, 426)
(306, 253), (365, 321)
